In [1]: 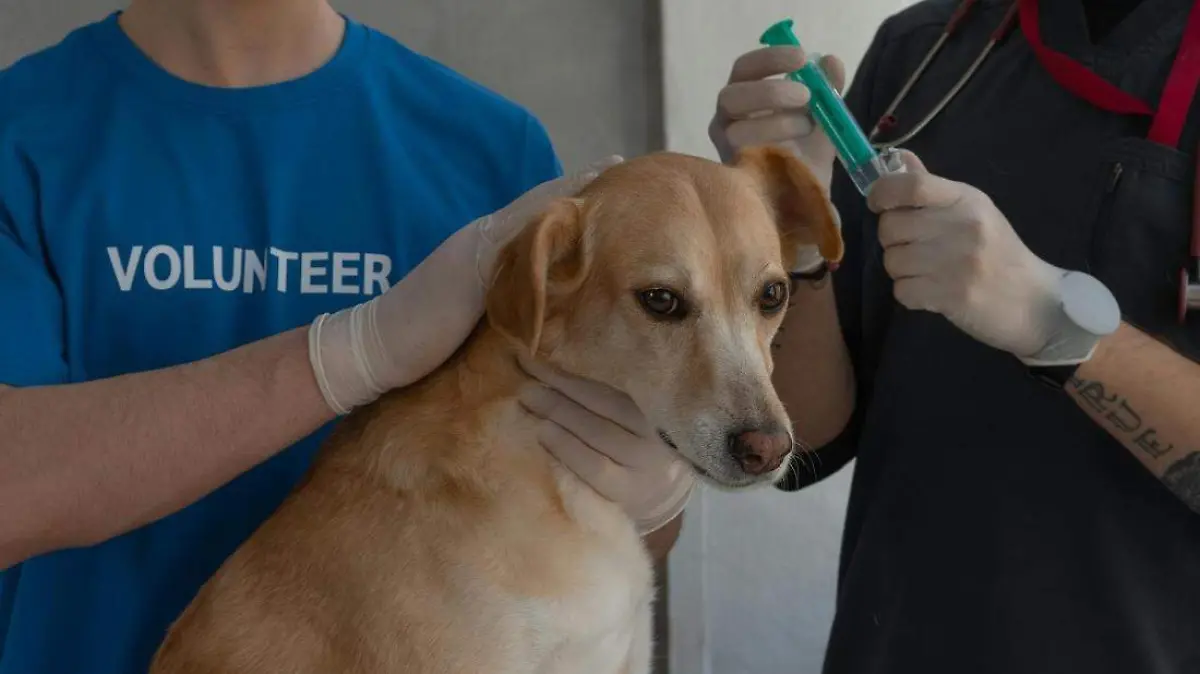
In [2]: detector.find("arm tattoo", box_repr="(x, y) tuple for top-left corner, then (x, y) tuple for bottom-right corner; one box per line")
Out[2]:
(1067, 376), (1200, 513)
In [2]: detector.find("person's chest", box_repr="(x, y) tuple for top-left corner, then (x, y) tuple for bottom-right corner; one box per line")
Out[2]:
(827, 8), (1200, 658)
(860, 0), (1199, 374)
(22, 98), (507, 380)
(846, 0), (1200, 493)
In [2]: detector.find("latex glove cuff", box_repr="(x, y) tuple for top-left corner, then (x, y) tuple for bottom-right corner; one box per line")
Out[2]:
(1018, 268), (1122, 368)
(635, 470), (696, 535)
(309, 295), (395, 415)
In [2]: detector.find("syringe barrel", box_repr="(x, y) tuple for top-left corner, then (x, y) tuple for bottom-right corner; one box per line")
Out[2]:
(761, 19), (904, 194)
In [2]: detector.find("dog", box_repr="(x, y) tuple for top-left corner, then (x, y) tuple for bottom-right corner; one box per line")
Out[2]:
(149, 145), (843, 674)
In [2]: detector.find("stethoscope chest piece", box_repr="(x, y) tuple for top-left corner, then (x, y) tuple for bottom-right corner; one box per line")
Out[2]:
(1179, 141), (1200, 325)
(1178, 266), (1200, 324)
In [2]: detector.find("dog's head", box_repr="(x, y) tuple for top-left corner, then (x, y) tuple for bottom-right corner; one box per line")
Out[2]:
(486, 146), (841, 488)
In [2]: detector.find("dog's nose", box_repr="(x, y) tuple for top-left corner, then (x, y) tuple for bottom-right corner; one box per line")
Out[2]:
(727, 428), (792, 475)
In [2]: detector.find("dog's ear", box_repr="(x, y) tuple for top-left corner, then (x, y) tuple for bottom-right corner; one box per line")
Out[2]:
(736, 145), (843, 268)
(485, 198), (592, 356)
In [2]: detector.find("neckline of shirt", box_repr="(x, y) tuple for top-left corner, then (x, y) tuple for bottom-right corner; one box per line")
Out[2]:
(84, 11), (370, 115)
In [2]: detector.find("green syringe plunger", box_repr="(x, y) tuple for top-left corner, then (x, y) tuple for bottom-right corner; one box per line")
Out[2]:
(759, 19), (902, 195)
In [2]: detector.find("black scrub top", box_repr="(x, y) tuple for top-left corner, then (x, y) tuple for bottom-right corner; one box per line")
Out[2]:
(780, 0), (1200, 671)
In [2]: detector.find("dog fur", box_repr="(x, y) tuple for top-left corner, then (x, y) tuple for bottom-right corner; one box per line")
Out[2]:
(149, 146), (841, 674)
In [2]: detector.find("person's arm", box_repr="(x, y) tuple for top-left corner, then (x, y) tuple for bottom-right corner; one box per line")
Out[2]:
(0, 143), (605, 570)
(864, 151), (1200, 515)
(771, 190), (870, 491)
(1066, 323), (1200, 513)
(771, 277), (856, 445)
(0, 330), (333, 569)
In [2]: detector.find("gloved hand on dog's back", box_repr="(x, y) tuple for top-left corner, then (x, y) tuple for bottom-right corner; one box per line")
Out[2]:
(307, 156), (623, 415)
(518, 357), (695, 535)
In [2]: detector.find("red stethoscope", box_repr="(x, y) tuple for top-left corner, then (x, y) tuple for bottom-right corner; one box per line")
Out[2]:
(867, 0), (1200, 325)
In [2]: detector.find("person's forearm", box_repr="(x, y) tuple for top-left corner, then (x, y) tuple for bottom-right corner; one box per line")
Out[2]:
(773, 280), (855, 448)
(643, 511), (683, 562)
(0, 327), (335, 568)
(1067, 322), (1200, 514)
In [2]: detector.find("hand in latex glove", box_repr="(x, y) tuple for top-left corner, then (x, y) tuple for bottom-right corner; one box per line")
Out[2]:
(868, 151), (1104, 364)
(710, 46), (846, 271)
(517, 358), (695, 535)
(308, 156), (622, 414)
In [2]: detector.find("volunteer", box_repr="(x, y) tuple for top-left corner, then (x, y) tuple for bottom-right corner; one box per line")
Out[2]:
(0, 1), (691, 672)
(700, 0), (1200, 670)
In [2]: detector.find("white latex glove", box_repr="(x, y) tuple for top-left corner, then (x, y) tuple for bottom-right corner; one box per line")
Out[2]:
(517, 357), (695, 535)
(308, 156), (623, 414)
(868, 151), (1102, 364)
(710, 46), (846, 272)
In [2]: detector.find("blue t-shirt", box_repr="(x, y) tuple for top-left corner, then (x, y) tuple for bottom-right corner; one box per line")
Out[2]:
(0, 12), (561, 673)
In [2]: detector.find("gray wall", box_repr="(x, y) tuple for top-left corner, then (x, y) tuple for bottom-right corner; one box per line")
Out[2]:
(0, 0), (663, 171)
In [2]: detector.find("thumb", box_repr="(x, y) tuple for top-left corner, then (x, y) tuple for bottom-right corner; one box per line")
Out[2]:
(817, 54), (847, 94)
(895, 149), (928, 174)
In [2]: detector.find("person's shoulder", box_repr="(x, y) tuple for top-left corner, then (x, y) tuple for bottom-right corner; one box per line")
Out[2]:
(850, 0), (984, 100)
(360, 25), (539, 133)
(881, 0), (965, 34)
(0, 18), (109, 129)
(876, 0), (1010, 45)
(355, 23), (560, 197)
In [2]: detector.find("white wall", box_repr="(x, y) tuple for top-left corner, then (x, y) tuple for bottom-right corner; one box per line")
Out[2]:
(661, 2), (916, 673)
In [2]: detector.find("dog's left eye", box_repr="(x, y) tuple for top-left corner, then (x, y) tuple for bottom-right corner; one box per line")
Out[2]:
(638, 288), (688, 320)
(758, 281), (788, 314)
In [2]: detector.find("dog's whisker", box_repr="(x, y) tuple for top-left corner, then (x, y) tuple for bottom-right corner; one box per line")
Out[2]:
(801, 451), (816, 478)
(796, 436), (823, 472)
(787, 435), (820, 480)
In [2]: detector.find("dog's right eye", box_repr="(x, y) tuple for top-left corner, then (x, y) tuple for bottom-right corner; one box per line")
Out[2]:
(638, 288), (687, 320)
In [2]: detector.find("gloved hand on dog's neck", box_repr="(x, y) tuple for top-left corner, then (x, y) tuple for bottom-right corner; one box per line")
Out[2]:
(306, 156), (623, 415)
(306, 150), (691, 535)
(517, 357), (695, 535)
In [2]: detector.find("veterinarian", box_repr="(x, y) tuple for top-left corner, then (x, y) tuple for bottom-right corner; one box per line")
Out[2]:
(687, 0), (1200, 671)
(0, 1), (691, 672)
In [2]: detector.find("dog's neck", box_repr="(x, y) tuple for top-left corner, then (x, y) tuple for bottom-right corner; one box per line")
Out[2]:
(316, 320), (554, 500)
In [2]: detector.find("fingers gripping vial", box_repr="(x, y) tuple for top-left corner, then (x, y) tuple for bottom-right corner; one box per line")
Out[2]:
(760, 19), (905, 195)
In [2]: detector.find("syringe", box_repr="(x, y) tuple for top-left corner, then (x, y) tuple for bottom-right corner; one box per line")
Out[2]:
(759, 19), (904, 195)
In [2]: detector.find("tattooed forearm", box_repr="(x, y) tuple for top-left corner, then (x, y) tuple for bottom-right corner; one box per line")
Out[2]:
(1067, 375), (1200, 513)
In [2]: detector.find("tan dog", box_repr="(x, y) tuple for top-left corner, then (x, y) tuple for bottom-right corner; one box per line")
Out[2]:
(149, 146), (841, 674)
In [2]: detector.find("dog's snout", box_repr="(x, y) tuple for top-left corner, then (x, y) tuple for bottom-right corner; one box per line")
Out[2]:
(727, 428), (791, 475)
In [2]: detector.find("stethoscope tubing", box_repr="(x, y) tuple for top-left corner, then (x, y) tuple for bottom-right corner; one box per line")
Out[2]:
(868, 0), (1200, 325)
(868, 0), (1019, 150)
